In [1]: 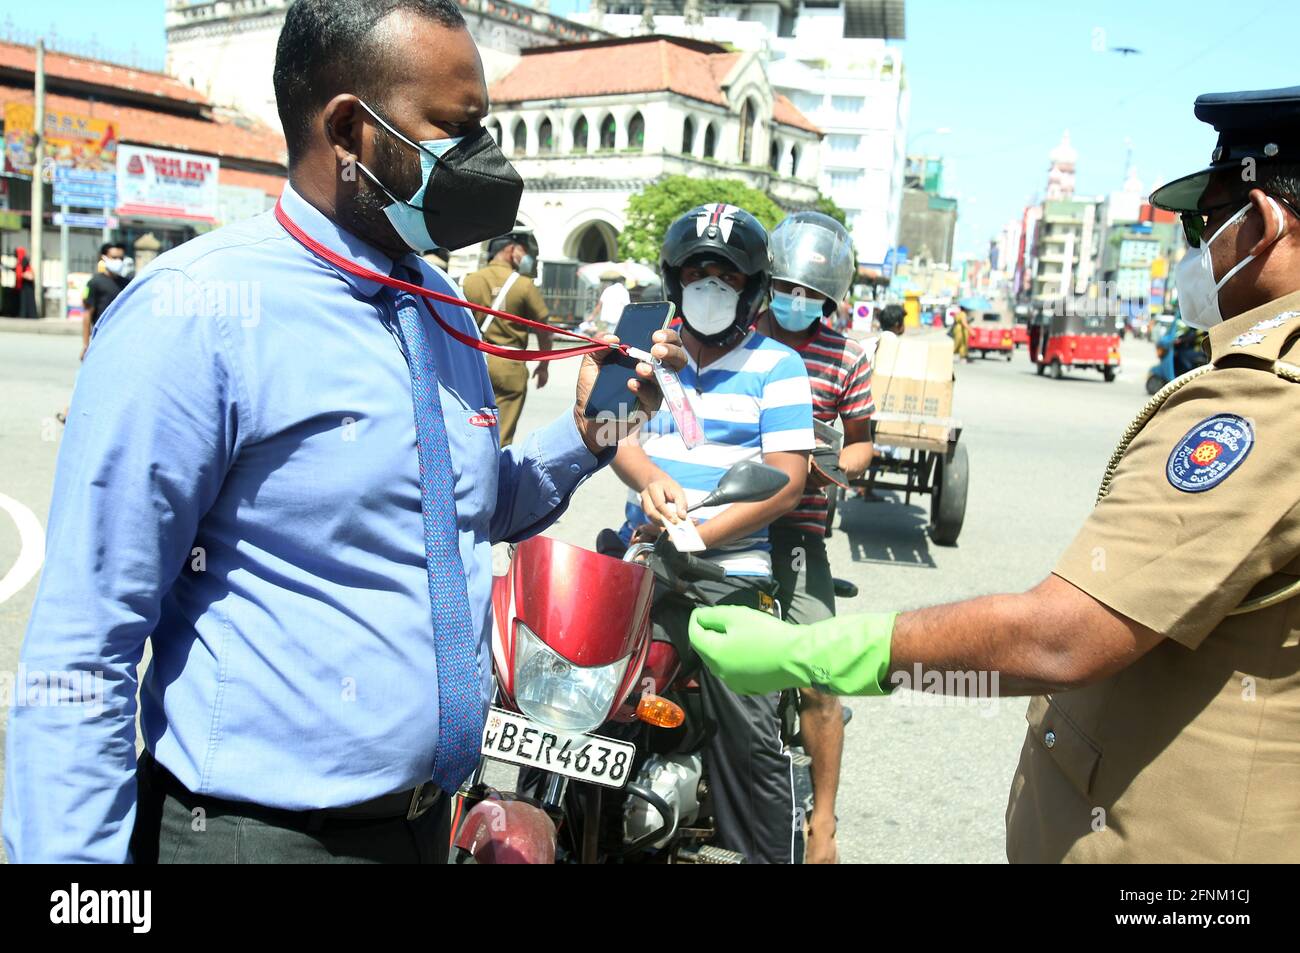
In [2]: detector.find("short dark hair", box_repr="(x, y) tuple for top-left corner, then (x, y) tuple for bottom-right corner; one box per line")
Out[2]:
(1256, 164), (1300, 211)
(879, 303), (905, 332)
(100, 241), (125, 257)
(273, 0), (466, 164)
(1209, 163), (1300, 210)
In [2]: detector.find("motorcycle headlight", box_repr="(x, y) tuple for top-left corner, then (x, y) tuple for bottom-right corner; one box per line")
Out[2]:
(513, 621), (630, 734)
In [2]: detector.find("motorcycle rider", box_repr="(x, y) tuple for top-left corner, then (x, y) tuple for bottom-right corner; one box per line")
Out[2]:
(754, 211), (875, 864)
(612, 203), (814, 863)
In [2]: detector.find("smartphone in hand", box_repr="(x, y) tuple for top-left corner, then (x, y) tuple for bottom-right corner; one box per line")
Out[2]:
(584, 301), (675, 420)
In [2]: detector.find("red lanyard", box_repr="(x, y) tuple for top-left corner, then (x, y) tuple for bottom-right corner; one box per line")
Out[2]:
(274, 200), (622, 362)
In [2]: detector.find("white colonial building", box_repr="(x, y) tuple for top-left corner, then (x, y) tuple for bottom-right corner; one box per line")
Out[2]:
(575, 0), (909, 267)
(486, 35), (822, 263)
(164, 0), (609, 133)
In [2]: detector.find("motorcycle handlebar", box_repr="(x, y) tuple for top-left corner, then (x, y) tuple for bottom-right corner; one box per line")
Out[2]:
(625, 536), (728, 589)
(680, 551), (726, 583)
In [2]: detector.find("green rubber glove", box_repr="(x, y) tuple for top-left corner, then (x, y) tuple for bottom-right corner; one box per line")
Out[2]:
(688, 605), (898, 696)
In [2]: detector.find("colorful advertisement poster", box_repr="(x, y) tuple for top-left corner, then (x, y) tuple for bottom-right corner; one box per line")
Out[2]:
(116, 144), (220, 222)
(3, 102), (119, 177)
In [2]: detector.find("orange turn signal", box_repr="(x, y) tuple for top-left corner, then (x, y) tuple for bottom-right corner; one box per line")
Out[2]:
(636, 694), (685, 729)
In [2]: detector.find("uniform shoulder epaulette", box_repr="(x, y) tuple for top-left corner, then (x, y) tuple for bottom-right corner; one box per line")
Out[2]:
(1211, 306), (1300, 381)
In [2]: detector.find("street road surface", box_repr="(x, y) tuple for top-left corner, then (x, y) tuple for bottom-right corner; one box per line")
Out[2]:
(0, 327), (1159, 863)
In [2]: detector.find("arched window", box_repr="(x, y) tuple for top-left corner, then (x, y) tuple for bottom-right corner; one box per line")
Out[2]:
(790, 144), (801, 178)
(627, 112), (645, 151)
(703, 123), (717, 159)
(573, 115), (589, 152)
(538, 117), (555, 154)
(682, 116), (696, 154)
(599, 114), (617, 150)
(769, 136), (781, 171)
(486, 120), (502, 146)
(739, 98), (756, 164)
(512, 118), (527, 156)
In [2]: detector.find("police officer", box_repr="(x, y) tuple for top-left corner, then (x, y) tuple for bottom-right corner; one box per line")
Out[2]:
(685, 86), (1300, 862)
(463, 226), (551, 446)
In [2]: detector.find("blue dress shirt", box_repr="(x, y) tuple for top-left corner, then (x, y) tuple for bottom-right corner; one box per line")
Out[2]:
(3, 184), (610, 863)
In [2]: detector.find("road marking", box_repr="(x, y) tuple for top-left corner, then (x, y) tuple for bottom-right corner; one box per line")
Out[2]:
(0, 492), (45, 604)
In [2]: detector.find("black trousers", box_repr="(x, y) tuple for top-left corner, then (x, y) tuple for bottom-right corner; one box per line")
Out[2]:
(654, 575), (803, 865)
(130, 753), (451, 864)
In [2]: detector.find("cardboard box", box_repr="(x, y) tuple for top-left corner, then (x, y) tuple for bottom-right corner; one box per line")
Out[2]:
(872, 334), (954, 420)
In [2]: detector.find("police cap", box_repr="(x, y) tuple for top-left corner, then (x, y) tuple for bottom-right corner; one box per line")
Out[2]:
(1150, 85), (1300, 213)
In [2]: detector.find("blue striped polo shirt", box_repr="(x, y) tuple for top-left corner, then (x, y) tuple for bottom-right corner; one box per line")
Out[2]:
(624, 329), (814, 575)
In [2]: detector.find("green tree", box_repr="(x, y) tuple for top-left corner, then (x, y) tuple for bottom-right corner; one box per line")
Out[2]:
(813, 192), (848, 226)
(618, 176), (784, 262)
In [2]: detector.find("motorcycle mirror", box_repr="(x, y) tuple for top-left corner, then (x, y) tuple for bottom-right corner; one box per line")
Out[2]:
(689, 461), (789, 511)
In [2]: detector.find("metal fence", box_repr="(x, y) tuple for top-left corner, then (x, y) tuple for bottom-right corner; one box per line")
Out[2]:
(541, 285), (600, 331)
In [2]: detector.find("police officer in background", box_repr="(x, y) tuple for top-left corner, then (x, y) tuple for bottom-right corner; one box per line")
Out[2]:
(686, 86), (1300, 862)
(463, 227), (551, 445)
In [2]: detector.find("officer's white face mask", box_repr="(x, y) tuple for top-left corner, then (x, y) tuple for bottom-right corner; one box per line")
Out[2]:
(681, 276), (740, 336)
(1175, 198), (1284, 329)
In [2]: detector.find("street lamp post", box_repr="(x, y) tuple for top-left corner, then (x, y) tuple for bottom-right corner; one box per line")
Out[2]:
(32, 39), (46, 318)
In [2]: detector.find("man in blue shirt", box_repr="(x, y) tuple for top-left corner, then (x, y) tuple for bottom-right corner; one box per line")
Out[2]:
(2, 0), (680, 864)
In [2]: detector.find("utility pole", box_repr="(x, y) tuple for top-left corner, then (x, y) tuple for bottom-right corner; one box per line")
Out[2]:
(31, 38), (46, 317)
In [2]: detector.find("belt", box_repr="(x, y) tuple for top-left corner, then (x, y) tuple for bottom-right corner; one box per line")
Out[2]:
(143, 754), (446, 830)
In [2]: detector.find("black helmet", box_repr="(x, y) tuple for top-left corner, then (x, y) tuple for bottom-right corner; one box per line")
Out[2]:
(661, 203), (771, 345)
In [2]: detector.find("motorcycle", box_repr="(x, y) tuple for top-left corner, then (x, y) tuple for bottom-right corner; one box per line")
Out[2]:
(452, 461), (794, 864)
(1146, 316), (1208, 395)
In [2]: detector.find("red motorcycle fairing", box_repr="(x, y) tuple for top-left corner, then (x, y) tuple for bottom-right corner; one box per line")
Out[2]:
(454, 798), (556, 864)
(641, 640), (683, 698)
(491, 534), (654, 715)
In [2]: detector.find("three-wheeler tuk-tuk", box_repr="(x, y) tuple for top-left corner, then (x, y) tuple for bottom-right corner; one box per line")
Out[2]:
(1011, 304), (1031, 348)
(967, 309), (1015, 360)
(1029, 310), (1121, 382)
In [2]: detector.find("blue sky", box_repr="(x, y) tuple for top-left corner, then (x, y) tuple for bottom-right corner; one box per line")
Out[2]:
(10, 0), (1300, 258)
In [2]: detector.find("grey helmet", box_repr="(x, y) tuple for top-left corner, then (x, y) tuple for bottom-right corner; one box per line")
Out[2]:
(769, 211), (856, 317)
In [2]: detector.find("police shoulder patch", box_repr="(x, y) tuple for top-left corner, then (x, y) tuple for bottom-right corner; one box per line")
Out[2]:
(1166, 414), (1255, 493)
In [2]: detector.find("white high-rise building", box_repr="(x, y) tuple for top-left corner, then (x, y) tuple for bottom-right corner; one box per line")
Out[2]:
(575, 1), (909, 266)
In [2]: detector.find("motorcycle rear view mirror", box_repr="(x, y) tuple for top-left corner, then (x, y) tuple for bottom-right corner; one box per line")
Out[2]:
(688, 461), (789, 512)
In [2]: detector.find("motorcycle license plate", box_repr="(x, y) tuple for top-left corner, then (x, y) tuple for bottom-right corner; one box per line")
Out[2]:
(480, 707), (636, 789)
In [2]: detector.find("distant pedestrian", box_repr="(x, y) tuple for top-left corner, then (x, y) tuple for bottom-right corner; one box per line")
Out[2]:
(863, 302), (904, 363)
(15, 247), (37, 318)
(951, 306), (971, 362)
(588, 271), (630, 335)
(82, 242), (130, 360)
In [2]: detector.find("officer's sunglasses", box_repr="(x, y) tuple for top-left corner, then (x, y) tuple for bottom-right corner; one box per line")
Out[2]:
(1181, 194), (1300, 248)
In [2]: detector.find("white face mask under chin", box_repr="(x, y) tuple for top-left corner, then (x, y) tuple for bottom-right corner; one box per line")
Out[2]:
(681, 276), (741, 337)
(1175, 199), (1284, 330)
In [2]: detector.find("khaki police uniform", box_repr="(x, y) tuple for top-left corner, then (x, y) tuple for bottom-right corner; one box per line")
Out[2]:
(1005, 294), (1300, 862)
(461, 260), (550, 446)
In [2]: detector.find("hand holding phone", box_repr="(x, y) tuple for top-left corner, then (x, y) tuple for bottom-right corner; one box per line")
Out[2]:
(583, 302), (675, 421)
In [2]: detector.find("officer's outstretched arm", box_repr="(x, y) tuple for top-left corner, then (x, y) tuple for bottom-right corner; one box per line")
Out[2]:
(689, 574), (1161, 697)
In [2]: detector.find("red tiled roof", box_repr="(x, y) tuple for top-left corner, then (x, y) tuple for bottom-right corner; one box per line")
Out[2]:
(0, 40), (207, 105)
(708, 51), (741, 88)
(0, 83), (286, 166)
(489, 37), (818, 134)
(492, 38), (733, 107)
(773, 94), (820, 134)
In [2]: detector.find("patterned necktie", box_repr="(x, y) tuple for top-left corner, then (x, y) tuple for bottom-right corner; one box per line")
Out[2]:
(390, 263), (482, 793)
